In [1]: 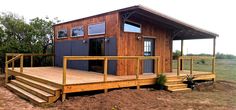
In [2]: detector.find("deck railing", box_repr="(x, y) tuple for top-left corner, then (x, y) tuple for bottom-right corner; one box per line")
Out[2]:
(177, 56), (215, 76)
(5, 53), (54, 83)
(62, 56), (161, 87)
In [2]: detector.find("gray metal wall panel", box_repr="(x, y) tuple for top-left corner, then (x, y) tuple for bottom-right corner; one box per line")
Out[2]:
(105, 37), (117, 75)
(55, 41), (71, 67)
(69, 40), (89, 70)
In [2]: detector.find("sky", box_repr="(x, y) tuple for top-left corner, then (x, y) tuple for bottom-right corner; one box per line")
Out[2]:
(0, 0), (236, 55)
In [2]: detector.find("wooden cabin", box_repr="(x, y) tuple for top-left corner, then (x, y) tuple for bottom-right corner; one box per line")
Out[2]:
(5, 5), (218, 105)
(53, 5), (217, 76)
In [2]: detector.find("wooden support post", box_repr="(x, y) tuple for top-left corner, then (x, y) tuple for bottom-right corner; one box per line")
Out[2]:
(180, 40), (184, 70)
(213, 38), (216, 57)
(212, 38), (216, 74)
(157, 58), (160, 76)
(12, 55), (15, 70)
(136, 58), (140, 90)
(212, 38), (216, 81)
(104, 58), (108, 93)
(190, 58), (193, 75)
(155, 58), (159, 77)
(5, 62), (8, 84)
(177, 58), (180, 76)
(63, 57), (67, 85)
(31, 55), (33, 67)
(20, 55), (23, 73)
(62, 93), (66, 102)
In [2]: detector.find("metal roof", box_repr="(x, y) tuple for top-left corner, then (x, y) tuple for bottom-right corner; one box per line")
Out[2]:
(54, 5), (218, 40)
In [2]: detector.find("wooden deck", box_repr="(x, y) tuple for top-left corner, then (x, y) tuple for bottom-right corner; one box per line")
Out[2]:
(7, 66), (215, 104)
(12, 67), (157, 85)
(10, 67), (215, 86)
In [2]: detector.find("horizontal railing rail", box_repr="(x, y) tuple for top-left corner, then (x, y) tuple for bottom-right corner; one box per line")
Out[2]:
(5, 53), (54, 84)
(177, 56), (215, 76)
(62, 56), (161, 85)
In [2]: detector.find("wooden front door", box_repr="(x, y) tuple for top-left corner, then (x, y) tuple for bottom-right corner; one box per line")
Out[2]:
(143, 38), (155, 73)
(89, 38), (105, 73)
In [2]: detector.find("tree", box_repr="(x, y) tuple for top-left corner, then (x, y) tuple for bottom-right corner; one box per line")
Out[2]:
(173, 50), (181, 59)
(0, 12), (59, 73)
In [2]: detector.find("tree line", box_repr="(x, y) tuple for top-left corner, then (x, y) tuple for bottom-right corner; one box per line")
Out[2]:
(173, 50), (236, 59)
(0, 12), (60, 73)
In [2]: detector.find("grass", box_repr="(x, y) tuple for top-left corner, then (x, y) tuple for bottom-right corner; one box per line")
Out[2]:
(173, 59), (236, 82)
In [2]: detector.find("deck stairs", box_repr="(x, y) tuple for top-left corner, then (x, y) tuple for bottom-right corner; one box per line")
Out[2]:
(6, 76), (61, 106)
(165, 76), (192, 92)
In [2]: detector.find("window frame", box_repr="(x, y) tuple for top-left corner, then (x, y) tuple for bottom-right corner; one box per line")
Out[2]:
(71, 26), (84, 37)
(88, 22), (106, 36)
(57, 29), (68, 39)
(123, 20), (142, 33)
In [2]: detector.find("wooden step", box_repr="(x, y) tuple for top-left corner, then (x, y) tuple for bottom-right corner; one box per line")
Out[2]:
(168, 88), (192, 92)
(165, 83), (187, 90)
(165, 79), (183, 85)
(10, 80), (53, 101)
(6, 83), (46, 105)
(16, 76), (60, 95)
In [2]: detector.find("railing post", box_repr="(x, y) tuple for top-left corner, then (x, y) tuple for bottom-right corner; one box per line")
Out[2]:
(136, 58), (140, 90)
(12, 55), (15, 70)
(62, 57), (67, 102)
(20, 55), (23, 73)
(177, 57), (180, 76)
(31, 55), (33, 67)
(155, 57), (159, 77)
(190, 58), (193, 75)
(104, 57), (108, 93)
(63, 57), (67, 85)
(5, 62), (8, 84)
(212, 57), (215, 74)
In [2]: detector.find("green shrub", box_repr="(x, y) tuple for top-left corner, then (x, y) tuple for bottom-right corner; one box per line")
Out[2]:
(156, 74), (167, 86)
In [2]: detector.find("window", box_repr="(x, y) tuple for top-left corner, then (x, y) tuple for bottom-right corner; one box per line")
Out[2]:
(124, 21), (141, 33)
(88, 22), (105, 35)
(58, 29), (68, 38)
(144, 40), (152, 56)
(71, 26), (84, 37)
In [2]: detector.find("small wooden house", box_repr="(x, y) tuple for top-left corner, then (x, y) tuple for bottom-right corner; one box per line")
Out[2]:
(53, 5), (217, 75)
(5, 5), (218, 105)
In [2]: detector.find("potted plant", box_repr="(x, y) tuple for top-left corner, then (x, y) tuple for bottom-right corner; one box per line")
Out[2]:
(185, 74), (196, 90)
(156, 74), (167, 90)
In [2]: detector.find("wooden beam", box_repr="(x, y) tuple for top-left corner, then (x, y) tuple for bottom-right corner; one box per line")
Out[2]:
(177, 58), (180, 76)
(62, 93), (66, 102)
(213, 38), (216, 56)
(5, 63), (8, 83)
(212, 38), (216, 76)
(180, 40), (184, 70)
(104, 58), (108, 93)
(190, 58), (193, 75)
(20, 55), (23, 73)
(136, 58), (140, 90)
(12, 55), (15, 70)
(63, 57), (67, 85)
(31, 55), (33, 67)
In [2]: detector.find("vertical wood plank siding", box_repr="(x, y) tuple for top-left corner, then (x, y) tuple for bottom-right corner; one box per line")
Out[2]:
(117, 16), (172, 75)
(54, 12), (172, 76)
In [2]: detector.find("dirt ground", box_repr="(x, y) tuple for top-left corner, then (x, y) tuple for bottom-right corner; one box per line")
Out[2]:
(0, 75), (236, 110)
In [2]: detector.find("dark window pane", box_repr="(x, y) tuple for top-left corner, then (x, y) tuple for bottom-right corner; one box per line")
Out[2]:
(124, 21), (141, 33)
(58, 29), (67, 38)
(88, 22), (105, 35)
(72, 26), (84, 37)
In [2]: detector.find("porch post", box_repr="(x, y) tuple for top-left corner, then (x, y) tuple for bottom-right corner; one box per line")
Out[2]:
(213, 38), (216, 56)
(180, 40), (184, 70)
(212, 38), (216, 74)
